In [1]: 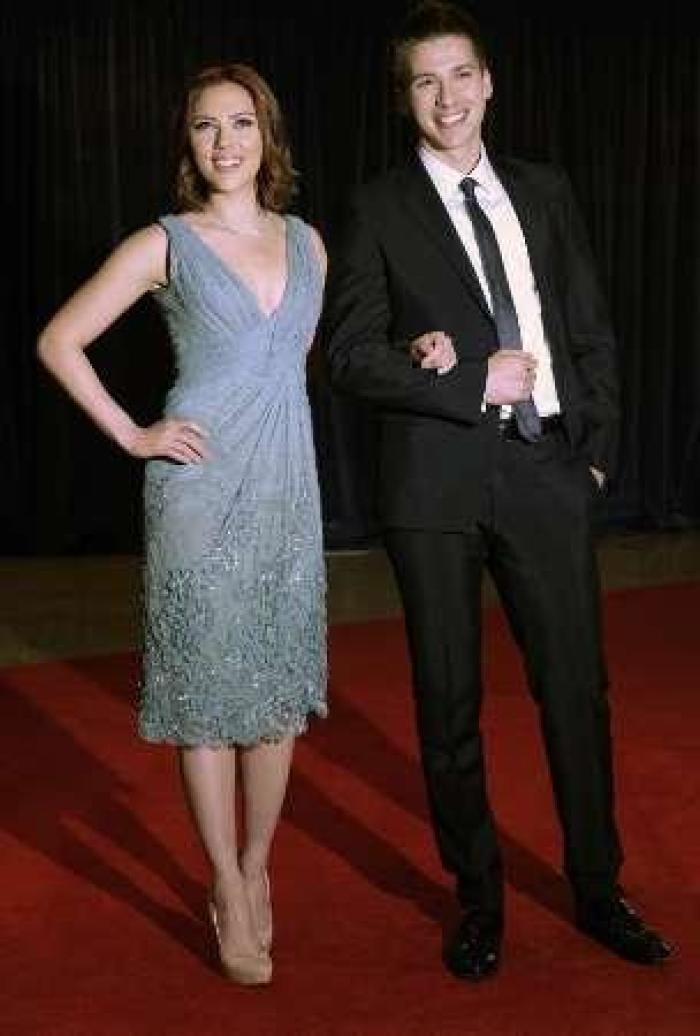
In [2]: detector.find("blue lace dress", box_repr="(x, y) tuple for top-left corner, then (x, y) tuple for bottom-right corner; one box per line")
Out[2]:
(138, 214), (327, 746)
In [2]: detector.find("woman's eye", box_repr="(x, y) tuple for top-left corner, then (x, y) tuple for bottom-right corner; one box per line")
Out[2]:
(192, 120), (215, 132)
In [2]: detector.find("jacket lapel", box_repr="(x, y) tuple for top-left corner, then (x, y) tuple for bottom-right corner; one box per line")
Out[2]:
(397, 157), (492, 319)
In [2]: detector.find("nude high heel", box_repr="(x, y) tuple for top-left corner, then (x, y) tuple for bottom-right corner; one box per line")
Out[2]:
(245, 870), (273, 952)
(208, 899), (272, 986)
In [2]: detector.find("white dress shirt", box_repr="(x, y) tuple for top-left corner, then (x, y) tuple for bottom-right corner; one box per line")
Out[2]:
(419, 146), (561, 418)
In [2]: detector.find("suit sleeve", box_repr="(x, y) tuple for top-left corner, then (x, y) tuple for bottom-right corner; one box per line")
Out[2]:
(322, 193), (488, 425)
(555, 168), (621, 476)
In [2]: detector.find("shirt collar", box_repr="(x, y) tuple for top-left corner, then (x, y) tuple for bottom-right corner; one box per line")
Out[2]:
(418, 145), (501, 206)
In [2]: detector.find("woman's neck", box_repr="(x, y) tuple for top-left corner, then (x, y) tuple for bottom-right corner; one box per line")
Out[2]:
(203, 192), (267, 236)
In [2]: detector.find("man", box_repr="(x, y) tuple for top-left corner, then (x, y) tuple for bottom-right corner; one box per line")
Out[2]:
(323, 0), (675, 980)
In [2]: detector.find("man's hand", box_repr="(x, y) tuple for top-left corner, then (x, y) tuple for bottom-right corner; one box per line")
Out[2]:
(409, 331), (457, 375)
(485, 349), (538, 405)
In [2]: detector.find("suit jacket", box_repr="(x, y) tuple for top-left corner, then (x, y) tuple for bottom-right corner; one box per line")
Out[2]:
(323, 153), (620, 531)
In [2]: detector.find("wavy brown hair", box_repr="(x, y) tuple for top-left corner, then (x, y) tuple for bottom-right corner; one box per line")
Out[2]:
(171, 63), (297, 213)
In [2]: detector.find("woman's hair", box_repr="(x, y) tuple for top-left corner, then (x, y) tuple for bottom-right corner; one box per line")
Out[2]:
(391, 1), (489, 106)
(171, 63), (297, 213)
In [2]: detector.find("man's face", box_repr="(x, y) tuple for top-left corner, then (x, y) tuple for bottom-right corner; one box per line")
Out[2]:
(406, 33), (493, 168)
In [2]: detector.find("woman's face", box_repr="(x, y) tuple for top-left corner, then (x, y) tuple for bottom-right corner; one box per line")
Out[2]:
(187, 81), (263, 198)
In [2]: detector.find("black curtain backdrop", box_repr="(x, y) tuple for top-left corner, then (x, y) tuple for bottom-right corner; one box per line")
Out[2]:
(3, 0), (699, 555)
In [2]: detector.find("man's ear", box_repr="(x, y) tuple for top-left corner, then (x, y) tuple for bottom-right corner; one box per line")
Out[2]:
(483, 66), (494, 101)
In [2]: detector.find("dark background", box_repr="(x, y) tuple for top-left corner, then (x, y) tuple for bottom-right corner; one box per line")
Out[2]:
(3, 0), (699, 555)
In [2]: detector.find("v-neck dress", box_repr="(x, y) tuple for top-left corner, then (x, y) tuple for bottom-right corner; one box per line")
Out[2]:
(138, 213), (327, 746)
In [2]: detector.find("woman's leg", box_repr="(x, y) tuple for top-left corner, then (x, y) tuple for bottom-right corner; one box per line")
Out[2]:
(239, 735), (295, 946)
(178, 746), (260, 957)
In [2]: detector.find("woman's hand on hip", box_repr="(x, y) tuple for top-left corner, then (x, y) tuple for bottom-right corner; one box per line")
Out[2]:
(127, 418), (209, 464)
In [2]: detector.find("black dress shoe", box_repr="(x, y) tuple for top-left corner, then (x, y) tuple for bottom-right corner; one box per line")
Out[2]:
(576, 891), (676, 965)
(443, 911), (502, 981)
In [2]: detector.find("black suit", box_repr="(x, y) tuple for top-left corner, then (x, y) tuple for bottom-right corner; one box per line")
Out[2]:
(324, 153), (623, 917)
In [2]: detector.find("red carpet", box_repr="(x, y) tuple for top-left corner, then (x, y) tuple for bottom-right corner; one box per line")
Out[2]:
(1, 583), (699, 1035)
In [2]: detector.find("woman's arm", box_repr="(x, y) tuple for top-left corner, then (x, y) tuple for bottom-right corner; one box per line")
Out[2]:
(37, 224), (207, 464)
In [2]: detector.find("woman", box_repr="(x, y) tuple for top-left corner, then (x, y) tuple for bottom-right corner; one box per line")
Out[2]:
(37, 64), (328, 986)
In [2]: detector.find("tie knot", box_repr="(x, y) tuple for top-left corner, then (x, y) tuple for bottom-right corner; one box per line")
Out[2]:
(459, 176), (478, 204)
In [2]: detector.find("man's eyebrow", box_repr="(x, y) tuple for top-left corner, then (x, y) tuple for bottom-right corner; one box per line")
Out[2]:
(410, 61), (478, 83)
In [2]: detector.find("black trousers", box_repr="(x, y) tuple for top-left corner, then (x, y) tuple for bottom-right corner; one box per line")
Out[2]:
(384, 426), (623, 919)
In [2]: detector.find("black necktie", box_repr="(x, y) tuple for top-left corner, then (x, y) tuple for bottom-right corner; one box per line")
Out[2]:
(459, 176), (541, 441)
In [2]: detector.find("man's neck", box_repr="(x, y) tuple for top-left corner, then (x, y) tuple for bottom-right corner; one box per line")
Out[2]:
(419, 140), (483, 176)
